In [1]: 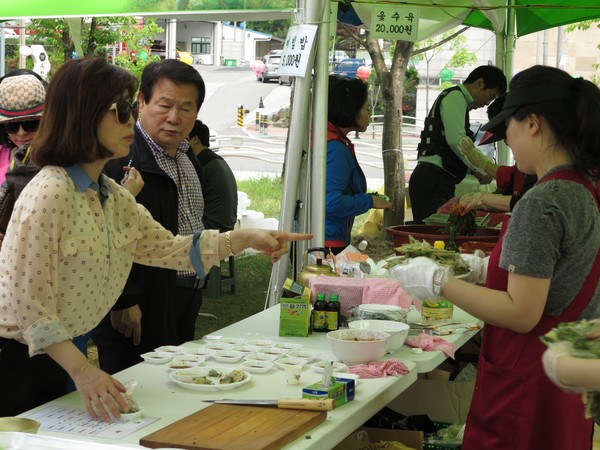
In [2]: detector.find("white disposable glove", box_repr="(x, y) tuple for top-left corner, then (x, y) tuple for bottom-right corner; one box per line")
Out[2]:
(458, 192), (484, 212)
(459, 251), (488, 285)
(458, 137), (490, 175)
(542, 342), (584, 393)
(389, 256), (450, 300)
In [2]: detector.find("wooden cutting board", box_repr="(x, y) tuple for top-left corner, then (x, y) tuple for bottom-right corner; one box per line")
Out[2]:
(140, 404), (327, 450)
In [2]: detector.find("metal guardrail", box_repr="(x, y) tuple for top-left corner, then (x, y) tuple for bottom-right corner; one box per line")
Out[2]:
(214, 119), (421, 167)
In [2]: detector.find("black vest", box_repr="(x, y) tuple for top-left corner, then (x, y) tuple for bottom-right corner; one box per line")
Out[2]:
(416, 86), (474, 182)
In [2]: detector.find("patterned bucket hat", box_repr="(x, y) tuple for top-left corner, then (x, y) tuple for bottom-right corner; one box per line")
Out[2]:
(0, 74), (45, 124)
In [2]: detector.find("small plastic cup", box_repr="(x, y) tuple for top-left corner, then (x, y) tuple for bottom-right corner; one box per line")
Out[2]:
(284, 365), (302, 385)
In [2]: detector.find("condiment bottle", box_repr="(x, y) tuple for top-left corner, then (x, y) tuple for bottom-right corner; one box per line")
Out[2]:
(313, 293), (327, 332)
(446, 225), (458, 252)
(325, 293), (341, 331)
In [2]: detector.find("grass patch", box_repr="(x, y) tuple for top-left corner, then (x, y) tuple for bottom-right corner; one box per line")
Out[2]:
(237, 176), (283, 220)
(196, 253), (275, 337)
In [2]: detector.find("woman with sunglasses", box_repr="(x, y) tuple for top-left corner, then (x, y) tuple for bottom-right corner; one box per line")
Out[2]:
(0, 57), (312, 421)
(0, 72), (46, 184)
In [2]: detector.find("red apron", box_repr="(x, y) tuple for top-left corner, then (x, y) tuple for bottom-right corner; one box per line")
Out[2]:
(463, 170), (599, 450)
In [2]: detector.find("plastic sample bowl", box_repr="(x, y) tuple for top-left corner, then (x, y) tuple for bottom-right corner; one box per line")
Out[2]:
(348, 320), (410, 352)
(327, 329), (390, 364)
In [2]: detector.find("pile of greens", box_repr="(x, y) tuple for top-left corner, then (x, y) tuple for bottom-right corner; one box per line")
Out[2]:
(542, 320), (600, 419)
(389, 235), (470, 276)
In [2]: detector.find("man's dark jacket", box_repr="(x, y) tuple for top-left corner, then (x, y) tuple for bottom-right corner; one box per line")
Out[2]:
(94, 126), (204, 350)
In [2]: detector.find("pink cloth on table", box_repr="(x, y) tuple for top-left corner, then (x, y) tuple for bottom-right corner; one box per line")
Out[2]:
(405, 333), (455, 359)
(308, 275), (414, 317)
(348, 359), (410, 378)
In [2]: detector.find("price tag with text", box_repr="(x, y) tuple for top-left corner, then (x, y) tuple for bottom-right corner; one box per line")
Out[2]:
(278, 24), (318, 77)
(370, 6), (420, 41)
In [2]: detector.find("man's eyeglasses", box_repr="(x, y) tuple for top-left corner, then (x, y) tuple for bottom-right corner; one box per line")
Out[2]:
(109, 100), (139, 124)
(4, 119), (40, 134)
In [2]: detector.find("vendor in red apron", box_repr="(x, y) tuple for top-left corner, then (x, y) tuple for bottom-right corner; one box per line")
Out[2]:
(392, 65), (600, 450)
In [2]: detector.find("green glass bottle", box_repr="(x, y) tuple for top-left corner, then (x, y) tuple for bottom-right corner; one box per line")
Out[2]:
(326, 293), (341, 331)
(446, 225), (458, 252)
(313, 293), (327, 332)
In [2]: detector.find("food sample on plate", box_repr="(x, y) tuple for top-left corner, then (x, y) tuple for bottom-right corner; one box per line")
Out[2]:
(141, 351), (173, 364)
(274, 357), (310, 369)
(220, 337), (247, 345)
(275, 342), (303, 350)
(204, 342), (235, 351)
(155, 345), (188, 354)
(257, 347), (289, 357)
(287, 350), (320, 362)
(232, 345), (261, 354)
(169, 367), (252, 391)
(244, 352), (280, 362)
(240, 360), (275, 373)
(246, 339), (275, 347)
(212, 350), (245, 363)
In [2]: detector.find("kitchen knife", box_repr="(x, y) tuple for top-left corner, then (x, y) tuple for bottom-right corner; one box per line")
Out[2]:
(204, 398), (335, 411)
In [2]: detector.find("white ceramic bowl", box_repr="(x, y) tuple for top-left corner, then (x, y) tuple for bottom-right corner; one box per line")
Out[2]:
(326, 329), (390, 364)
(348, 320), (410, 352)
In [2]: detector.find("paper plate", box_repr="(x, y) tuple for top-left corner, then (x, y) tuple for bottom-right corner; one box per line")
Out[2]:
(169, 367), (251, 392)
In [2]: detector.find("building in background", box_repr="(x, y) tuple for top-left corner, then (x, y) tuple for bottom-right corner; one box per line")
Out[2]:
(150, 19), (283, 67)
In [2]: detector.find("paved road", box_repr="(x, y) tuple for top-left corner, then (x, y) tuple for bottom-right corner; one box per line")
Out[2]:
(193, 65), (418, 185)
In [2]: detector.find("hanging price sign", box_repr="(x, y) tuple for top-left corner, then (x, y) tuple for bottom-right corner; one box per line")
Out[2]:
(370, 6), (420, 41)
(277, 24), (318, 77)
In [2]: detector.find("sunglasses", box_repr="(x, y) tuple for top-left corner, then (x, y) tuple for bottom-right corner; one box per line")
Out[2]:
(4, 119), (40, 134)
(109, 100), (139, 124)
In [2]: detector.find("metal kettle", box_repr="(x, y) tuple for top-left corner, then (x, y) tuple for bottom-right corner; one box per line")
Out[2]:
(298, 247), (338, 287)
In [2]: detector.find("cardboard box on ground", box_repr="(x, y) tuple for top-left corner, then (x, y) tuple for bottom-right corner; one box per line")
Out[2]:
(389, 369), (475, 424)
(334, 427), (423, 450)
(334, 369), (475, 450)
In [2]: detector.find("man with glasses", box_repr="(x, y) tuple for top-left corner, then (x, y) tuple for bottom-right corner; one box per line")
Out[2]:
(93, 59), (208, 374)
(408, 65), (507, 224)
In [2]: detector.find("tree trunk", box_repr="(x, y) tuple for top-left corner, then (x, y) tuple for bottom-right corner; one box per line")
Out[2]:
(364, 38), (414, 239)
(85, 18), (97, 57)
(382, 41), (414, 236)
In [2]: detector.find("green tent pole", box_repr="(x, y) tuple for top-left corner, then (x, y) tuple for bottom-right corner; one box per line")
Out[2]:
(497, 0), (516, 166)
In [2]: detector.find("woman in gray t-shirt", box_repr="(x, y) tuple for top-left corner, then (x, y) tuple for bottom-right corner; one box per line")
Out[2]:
(394, 65), (600, 450)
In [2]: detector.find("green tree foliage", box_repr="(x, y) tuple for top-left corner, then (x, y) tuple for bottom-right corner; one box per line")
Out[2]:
(26, 17), (163, 79)
(113, 18), (164, 80)
(568, 20), (600, 84)
(246, 20), (292, 39)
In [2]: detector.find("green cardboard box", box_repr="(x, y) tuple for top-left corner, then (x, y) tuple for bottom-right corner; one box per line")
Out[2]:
(302, 376), (356, 408)
(279, 297), (311, 337)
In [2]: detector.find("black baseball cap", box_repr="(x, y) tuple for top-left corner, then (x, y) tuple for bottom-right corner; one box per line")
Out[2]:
(481, 85), (574, 139)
